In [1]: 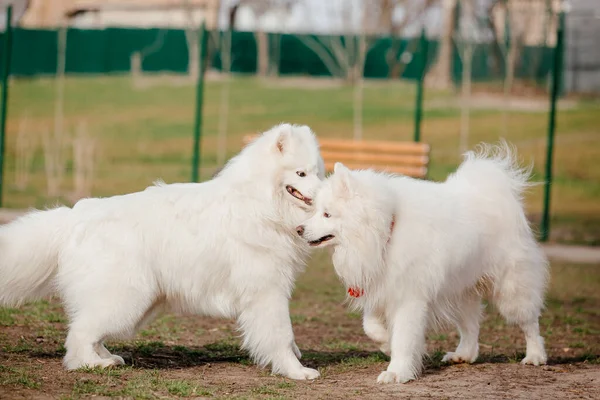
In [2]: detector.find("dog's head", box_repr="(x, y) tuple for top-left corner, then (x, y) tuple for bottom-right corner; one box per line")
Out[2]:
(221, 123), (324, 215)
(269, 124), (325, 212)
(219, 124), (324, 212)
(297, 163), (394, 249)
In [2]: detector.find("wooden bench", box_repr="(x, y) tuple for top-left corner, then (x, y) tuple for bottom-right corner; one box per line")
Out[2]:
(242, 135), (430, 179)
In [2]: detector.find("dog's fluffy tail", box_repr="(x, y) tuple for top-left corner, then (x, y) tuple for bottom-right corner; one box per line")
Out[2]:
(0, 207), (71, 306)
(455, 140), (535, 201)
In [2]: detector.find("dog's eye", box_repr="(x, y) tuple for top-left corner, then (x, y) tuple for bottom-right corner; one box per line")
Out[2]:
(296, 171), (306, 177)
(323, 212), (331, 218)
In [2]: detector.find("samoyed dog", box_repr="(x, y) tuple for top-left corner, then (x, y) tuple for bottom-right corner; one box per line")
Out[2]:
(297, 142), (549, 383)
(0, 123), (325, 380)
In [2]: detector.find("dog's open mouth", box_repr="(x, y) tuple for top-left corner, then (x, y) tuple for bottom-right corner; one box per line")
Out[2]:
(286, 185), (312, 206)
(309, 235), (335, 247)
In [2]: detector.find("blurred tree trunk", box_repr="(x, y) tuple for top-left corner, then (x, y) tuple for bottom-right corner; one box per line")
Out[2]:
(353, 33), (367, 140)
(185, 29), (200, 81)
(256, 30), (269, 76)
(428, 0), (457, 88)
(268, 33), (281, 76)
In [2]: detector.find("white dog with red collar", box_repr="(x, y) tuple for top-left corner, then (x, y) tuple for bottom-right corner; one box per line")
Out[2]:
(298, 142), (549, 383)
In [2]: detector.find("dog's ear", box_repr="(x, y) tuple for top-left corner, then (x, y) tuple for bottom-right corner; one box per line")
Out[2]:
(333, 163), (353, 197)
(334, 162), (349, 174)
(275, 128), (292, 154)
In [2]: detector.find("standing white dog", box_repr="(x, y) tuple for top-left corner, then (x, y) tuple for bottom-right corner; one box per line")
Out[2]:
(297, 142), (549, 383)
(0, 123), (324, 380)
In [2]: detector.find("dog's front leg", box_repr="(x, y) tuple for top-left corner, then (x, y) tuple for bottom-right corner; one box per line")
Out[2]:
(237, 290), (320, 380)
(377, 300), (428, 384)
(363, 311), (390, 356)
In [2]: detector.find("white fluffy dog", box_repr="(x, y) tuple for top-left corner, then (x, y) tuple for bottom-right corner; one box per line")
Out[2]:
(297, 143), (549, 383)
(0, 123), (325, 380)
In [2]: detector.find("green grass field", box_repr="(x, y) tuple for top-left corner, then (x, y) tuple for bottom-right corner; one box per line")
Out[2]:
(1, 74), (599, 398)
(0, 254), (598, 399)
(3, 74), (600, 244)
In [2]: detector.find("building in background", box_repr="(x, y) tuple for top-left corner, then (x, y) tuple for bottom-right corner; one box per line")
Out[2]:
(564, 0), (600, 94)
(0, 0), (599, 94)
(0, 0), (30, 29)
(64, 0), (220, 29)
(491, 0), (560, 46)
(3, 0), (219, 29)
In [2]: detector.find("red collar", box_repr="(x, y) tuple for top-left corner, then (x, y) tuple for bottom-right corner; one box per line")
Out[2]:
(347, 215), (396, 298)
(348, 286), (364, 298)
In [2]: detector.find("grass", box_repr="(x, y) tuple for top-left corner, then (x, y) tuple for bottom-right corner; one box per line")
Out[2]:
(0, 307), (17, 326)
(164, 380), (196, 396)
(2, 74), (599, 243)
(1, 257), (597, 398)
(62, 370), (214, 399)
(323, 339), (361, 352)
(139, 314), (181, 341)
(135, 341), (166, 356)
(336, 353), (389, 371)
(0, 366), (40, 389)
(0, 75), (599, 398)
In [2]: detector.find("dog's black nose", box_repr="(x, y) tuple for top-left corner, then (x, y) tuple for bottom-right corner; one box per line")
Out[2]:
(296, 226), (305, 236)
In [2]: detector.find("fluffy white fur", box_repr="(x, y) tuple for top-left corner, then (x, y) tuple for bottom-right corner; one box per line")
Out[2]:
(0, 123), (325, 380)
(298, 142), (549, 383)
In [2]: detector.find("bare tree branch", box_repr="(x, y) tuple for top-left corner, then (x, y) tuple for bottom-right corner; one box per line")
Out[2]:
(296, 35), (346, 78)
(383, 0), (438, 78)
(232, 0), (295, 76)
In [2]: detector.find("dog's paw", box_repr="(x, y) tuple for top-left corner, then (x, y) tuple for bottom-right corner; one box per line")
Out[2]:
(442, 351), (477, 364)
(377, 370), (415, 384)
(66, 356), (125, 371)
(108, 354), (125, 366)
(93, 356), (125, 369)
(285, 367), (320, 380)
(521, 352), (547, 366)
(292, 342), (302, 359)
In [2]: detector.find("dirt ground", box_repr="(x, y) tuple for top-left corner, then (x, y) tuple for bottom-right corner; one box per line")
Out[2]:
(2, 355), (598, 399)
(1, 253), (599, 399)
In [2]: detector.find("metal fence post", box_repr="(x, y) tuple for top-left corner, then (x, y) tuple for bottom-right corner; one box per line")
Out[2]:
(540, 10), (565, 242)
(0, 5), (13, 207)
(191, 21), (206, 183)
(414, 28), (428, 143)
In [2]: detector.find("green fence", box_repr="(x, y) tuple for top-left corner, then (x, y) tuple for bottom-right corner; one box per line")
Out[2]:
(1, 23), (580, 243)
(0, 27), (554, 83)
(451, 43), (554, 85)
